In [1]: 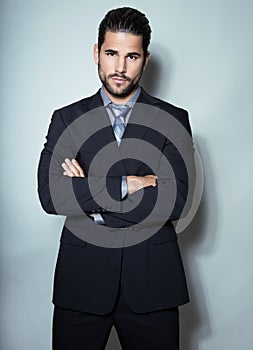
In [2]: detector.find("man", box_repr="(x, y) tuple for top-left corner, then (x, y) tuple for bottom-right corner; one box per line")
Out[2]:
(38, 7), (195, 350)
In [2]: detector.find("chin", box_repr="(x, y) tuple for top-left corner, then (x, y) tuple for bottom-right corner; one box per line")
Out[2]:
(108, 87), (130, 97)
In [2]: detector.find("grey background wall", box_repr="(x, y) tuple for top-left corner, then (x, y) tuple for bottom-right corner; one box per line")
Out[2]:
(0, 0), (252, 349)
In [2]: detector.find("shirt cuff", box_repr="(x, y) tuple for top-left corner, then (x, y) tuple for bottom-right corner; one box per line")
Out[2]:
(121, 176), (128, 199)
(93, 213), (105, 224)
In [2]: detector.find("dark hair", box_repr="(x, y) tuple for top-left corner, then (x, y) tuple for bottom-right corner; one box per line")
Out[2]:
(98, 7), (152, 56)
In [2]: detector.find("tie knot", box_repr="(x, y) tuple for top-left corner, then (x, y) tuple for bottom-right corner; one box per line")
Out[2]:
(109, 103), (131, 119)
(111, 102), (130, 110)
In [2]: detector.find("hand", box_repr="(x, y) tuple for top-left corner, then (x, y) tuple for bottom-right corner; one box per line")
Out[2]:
(62, 158), (85, 177)
(126, 175), (157, 195)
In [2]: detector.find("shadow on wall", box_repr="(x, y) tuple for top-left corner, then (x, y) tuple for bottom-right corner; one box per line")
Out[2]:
(179, 135), (218, 350)
(140, 42), (174, 97)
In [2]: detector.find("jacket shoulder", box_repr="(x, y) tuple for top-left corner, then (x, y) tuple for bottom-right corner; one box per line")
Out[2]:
(53, 91), (102, 124)
(143, 91), (187, 114)
(139, 89), (191, 134)
(139, 88), (187, 114)
(155, 96), (187, 115)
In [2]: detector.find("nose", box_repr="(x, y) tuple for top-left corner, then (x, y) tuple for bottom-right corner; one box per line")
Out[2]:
(115, 56), (126, 74)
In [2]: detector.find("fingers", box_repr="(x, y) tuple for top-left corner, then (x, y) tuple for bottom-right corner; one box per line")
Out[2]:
(144, 175), (157, 187)
(72, 159), (85, 177)
(62, 158), (85, 177)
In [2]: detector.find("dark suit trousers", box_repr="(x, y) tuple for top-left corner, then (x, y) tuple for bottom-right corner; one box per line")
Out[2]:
(52, 281), (179, 350)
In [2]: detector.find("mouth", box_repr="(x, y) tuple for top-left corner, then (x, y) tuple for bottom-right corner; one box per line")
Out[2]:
(111, 77), (127, 84)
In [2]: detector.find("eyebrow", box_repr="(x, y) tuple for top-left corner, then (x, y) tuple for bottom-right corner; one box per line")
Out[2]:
(104, 49), (141, 57)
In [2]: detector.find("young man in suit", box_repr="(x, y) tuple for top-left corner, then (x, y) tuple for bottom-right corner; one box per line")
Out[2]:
(38, 6), (195, 350)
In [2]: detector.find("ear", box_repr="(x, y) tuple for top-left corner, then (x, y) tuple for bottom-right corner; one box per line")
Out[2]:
(143, 51), (150, 71)
(93, 43), (99, 65)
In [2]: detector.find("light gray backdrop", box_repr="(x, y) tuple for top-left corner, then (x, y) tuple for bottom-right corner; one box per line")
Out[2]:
(0, 0), (252, 349)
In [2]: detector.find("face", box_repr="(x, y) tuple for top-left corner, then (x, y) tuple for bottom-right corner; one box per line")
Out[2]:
(94, 31), (150, 103)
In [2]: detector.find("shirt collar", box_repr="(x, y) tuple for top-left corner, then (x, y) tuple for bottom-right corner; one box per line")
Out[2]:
(100, 86), (141, 107)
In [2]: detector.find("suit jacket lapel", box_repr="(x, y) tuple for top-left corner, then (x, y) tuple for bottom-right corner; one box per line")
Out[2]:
(83, 90), (126, 175)
(84, 90), (119, 150)
(120, 88), (161, 157)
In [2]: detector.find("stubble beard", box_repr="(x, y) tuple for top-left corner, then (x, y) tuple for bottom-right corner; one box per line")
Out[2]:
(98, 62), (143, 98)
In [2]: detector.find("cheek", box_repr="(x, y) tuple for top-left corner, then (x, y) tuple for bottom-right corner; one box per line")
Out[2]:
(131, 65), (143, 78)
(101, 54), (116, 65)
(99, 59), (112, 73)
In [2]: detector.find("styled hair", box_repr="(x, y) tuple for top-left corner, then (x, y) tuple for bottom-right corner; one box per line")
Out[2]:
(98, 7), (152, 56)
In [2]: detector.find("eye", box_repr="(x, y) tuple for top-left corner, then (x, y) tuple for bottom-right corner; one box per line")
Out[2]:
(128, 55), (138, 60)
(106, 52), (116, 57)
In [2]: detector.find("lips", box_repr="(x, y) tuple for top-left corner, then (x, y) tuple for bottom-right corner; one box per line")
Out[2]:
(111, 77), (127, 84)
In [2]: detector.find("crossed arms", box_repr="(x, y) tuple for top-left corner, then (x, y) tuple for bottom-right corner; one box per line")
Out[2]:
(62, 158), (157, 194)
(37, 108), (194, 226)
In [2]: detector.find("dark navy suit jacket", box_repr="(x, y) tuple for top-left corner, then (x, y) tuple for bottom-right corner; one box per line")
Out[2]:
(37, 88), (194, 314)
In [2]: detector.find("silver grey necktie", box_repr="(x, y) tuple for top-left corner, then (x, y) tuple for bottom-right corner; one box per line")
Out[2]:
(92, 103), (131, 225)
(109, 103), (131, 145)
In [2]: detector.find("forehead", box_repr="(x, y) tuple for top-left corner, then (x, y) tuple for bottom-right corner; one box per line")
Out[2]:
(102, 31), (143, 52)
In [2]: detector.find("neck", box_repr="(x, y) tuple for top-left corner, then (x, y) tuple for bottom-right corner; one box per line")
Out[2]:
(103, 86), (139, 104)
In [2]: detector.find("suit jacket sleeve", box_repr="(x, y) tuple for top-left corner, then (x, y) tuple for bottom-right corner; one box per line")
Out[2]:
(37, 110), (122, 215)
